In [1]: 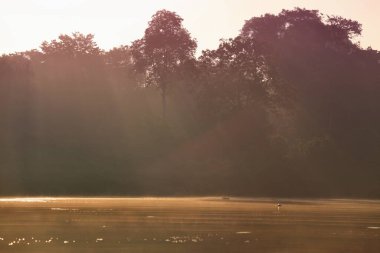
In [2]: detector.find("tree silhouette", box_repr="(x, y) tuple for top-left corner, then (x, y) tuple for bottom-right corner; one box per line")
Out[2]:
(41, 32), (101, 59)
(0, 8), (380, 197)
(131, 10), (197, 121)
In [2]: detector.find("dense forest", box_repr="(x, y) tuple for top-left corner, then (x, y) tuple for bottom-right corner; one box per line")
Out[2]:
(0, 8), (379, 197)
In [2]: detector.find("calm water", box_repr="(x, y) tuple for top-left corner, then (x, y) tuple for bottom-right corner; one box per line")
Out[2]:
(0, 197), (379, 252)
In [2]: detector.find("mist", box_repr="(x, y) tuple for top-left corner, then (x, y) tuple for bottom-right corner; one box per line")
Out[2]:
(0, 8), (379, 198)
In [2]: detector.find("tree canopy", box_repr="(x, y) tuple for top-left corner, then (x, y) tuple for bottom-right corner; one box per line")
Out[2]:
(0, 8), (379, 197)
(131, 10), (197, 120)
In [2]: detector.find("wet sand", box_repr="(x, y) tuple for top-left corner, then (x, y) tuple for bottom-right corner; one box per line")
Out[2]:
(0, 197), (379, 252)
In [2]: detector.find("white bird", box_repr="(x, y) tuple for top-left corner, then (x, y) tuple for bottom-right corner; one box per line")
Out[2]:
(277, 202), (282, 212)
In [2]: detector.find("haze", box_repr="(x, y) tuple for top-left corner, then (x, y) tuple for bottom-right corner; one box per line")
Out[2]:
(1, 2), (380, 252)
(1, 0), (380, 55)
(1, 1), (379, 197)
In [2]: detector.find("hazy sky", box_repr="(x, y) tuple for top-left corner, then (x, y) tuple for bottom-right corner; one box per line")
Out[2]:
(1, 0), (379, 55)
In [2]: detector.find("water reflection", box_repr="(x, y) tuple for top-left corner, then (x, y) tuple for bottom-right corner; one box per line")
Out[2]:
(0, 197), (379, 252)
(0, 198), (56, 202)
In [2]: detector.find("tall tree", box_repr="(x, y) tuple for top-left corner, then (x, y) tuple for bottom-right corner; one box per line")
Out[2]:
(240, 8), (365, 136)
(131, 10), (197, 120)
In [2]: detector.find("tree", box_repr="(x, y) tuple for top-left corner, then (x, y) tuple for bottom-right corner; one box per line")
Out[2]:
(198, 36), (270, 123)
(240, 8), (365, 135)
(131, 10), (197, 120)
(38, 32), (104, 85)
(104, 45), (139, 89)
(41, 32), (101, 59)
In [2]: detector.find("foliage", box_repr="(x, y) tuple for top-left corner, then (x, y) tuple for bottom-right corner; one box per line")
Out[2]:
(131, 10), (197, 119)
(0, 8), (379, 197)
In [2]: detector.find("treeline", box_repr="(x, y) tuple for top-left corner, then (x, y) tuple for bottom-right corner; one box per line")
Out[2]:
(0, 8), (379, 197)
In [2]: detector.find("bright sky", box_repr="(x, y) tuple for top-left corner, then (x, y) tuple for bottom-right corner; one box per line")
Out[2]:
(1, 0), (379, 55)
